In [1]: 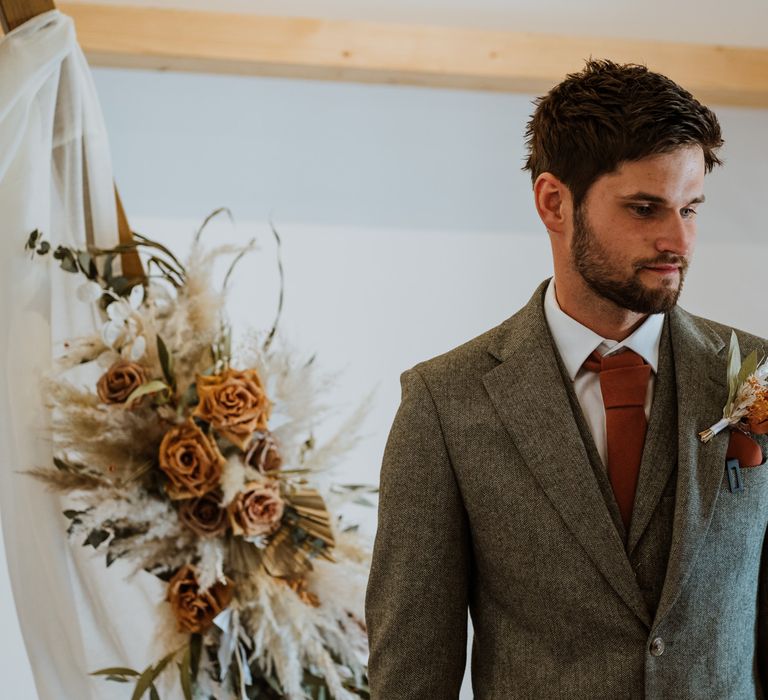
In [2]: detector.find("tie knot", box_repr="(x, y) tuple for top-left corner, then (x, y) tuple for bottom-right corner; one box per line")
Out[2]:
(582, 347), (646, 373)
(582, 348), (651, 409)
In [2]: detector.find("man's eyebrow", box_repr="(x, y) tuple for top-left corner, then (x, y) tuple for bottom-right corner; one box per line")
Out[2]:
(618, 192), (706, 205)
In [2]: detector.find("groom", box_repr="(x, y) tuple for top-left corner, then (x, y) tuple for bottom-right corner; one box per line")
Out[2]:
(365, 59), (768, 698)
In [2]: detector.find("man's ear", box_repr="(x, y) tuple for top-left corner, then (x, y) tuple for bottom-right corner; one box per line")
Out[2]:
(533, 172), (571, 235)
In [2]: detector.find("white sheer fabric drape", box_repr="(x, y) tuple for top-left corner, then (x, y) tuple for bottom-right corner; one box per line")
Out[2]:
(0, 11), (160, 699)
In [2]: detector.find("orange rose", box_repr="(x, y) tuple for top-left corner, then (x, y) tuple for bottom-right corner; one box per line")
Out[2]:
(158, 420), (225, 499)
(167, 564), (232, 633)
(96, 360), (147, 404)
(228, 480), (284, 537)
(192, 368), (271, 449)
(746, 385), (768, 434)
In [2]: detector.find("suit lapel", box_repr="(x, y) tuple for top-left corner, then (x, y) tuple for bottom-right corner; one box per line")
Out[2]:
(483, 281), (651, 628)
(626, 316), (677, 557)
(652, 305), (728, 628)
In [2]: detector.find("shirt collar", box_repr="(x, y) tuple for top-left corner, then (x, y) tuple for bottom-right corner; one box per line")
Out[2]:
(543, 277), (664, 381)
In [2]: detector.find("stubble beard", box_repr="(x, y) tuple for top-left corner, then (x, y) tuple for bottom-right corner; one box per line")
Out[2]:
(570, 205), (688, 315)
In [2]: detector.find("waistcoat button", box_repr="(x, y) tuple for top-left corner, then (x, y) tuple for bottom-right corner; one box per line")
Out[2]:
(650, 637), (665, 657)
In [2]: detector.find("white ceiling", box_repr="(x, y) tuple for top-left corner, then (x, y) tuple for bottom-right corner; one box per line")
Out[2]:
(67, 0), (768, 48)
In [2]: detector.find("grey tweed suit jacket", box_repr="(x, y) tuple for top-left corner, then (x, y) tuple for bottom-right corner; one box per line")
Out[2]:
(365, 279), (768, 699)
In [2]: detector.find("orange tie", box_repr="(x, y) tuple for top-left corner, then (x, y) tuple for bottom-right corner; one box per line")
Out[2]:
(583, 348), (652, 530)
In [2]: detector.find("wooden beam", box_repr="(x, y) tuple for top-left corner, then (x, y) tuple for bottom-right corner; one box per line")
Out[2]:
(51, 2), (768, 108)
(0, 0), (54, 33)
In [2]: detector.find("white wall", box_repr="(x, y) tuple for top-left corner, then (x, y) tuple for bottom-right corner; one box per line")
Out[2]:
(2, 22), (768, 700)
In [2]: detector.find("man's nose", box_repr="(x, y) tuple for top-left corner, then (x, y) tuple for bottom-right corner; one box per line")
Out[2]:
(655, 214), (694, 256)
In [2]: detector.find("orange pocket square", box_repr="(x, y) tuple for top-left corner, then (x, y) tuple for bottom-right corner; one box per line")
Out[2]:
(726, 430), (763, 468)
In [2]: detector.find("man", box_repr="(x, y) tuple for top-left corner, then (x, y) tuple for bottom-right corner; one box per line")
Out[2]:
(365, 59), (768, 699)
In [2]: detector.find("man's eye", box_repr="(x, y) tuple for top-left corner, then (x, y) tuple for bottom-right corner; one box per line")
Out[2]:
(629, 204), (654, 217)
(681, 207), (698, 218)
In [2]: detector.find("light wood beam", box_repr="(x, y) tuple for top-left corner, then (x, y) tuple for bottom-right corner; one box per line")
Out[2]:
(51, 2), (768, 108)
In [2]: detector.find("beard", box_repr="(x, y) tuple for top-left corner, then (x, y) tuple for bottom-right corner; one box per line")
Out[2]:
(571, 205), (689, 314)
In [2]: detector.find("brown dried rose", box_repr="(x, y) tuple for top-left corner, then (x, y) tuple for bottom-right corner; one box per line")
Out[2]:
(247, 433), (282, 473)
(158, 420), (225, 499)
(178, 492), (228, 538)
(167, 564), (233, 633)
(192, 368), (271, 449)
(96, 360), (147, 404)
(228, 480), (284, 537)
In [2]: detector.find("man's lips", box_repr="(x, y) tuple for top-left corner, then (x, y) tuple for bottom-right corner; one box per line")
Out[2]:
(643, 264), (680, 274)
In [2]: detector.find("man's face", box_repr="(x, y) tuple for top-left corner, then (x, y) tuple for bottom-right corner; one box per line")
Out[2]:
(570, 145), (706, 314)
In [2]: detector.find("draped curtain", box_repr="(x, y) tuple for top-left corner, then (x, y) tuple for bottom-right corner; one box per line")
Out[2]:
(0, 11), (160, 699)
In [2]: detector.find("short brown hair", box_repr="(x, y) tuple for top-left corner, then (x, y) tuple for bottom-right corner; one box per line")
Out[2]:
(523, 59), (723, 207)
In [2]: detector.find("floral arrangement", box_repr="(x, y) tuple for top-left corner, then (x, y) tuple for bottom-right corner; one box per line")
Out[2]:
(24, 212), (375, 699)
(699, 330), (768, 442)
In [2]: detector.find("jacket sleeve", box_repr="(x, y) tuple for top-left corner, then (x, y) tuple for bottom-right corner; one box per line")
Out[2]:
(365, 367), (471, 700)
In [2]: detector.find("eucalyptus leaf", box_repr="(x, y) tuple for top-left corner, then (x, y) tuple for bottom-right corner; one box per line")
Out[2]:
(25, 229), (40, 250)
(125, 380), (170, 405)
(103, 253), (115, 283)
(131, 664), (156, 700)
(53, 457), (70, 471)
(179, 645), (193, 700)
(83, 529), (110, 549)
(91, 667), (141, 677)
(149, 686), (160, 700)
(156, 335), (175, 389)
(190, 634), (202, 681)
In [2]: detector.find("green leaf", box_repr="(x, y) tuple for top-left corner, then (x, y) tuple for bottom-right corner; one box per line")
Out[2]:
(25, 229), (40, 251)
(103, 253), (115, 283)
(179, 645), (193, 700)
(83, 529), (110, 549)
(125, 380), (170, 405)
(156, 335), (176, 390)
(130, 650), (175, 700)
(91, 667), (141, 677)
(37, 241), (51, 255)
(131, 664), (156, 700)
(53, 457), (70, 471)
(189, 634), (202, 681)
(149, 685), (160, 700)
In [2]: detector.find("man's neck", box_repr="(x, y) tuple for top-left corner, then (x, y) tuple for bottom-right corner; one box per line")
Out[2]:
(553, 276), (649, 342)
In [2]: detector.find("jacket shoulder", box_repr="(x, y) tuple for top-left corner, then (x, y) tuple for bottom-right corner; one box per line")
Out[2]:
(681, 308), (768, 354)
(404, 316), (514, 388)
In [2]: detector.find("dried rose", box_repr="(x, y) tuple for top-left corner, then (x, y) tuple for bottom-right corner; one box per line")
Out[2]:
(192, 368), (271, 449)
(746, 384), (768, 434)
(178, 492), (228, 538)
(228, 480), (284, 537)
(96, 360), (147, 404)
(167, 564), (232, 633)
(158, 420), (225, 499)
(247, 433), (282, 473)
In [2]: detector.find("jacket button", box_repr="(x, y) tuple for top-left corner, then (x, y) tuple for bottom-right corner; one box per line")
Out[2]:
(650, 637), (665, 657)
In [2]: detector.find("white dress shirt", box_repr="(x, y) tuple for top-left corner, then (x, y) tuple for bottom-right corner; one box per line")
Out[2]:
(543, 277), (664, 468)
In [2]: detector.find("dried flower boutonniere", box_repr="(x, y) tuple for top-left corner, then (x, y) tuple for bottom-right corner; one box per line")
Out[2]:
(699, 331), (768, 443)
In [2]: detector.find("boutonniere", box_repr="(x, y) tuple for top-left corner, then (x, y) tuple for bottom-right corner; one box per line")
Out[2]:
(699, 331), (768, 443)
